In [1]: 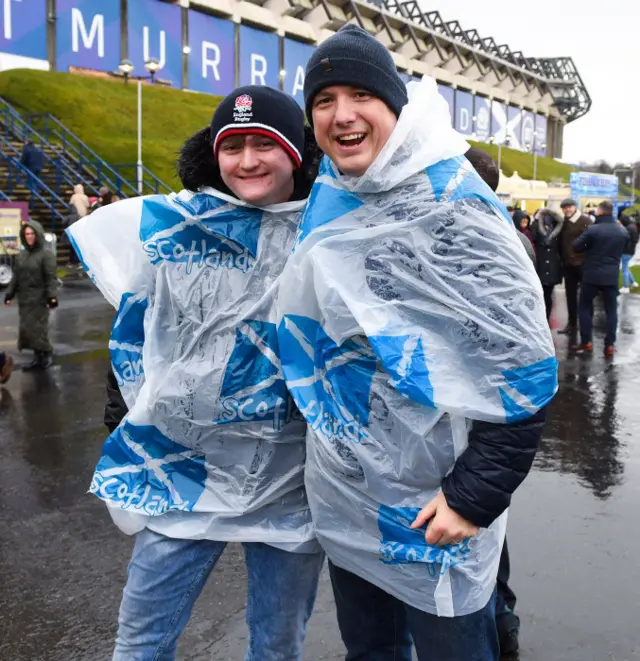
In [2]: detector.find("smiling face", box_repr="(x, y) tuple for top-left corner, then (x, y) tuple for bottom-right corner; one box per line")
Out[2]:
(23, 226), (36, 247)
(311, 86), (398, 177)
(217, 134), (295, 206)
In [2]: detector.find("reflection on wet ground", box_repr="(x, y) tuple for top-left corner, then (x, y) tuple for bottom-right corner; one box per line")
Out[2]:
(0, 284), (639, 660)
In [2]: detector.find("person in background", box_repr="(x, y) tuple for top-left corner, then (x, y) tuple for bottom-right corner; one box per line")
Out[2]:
(69, 184), (90, 218)
(20, 140), (44, 179)
(513, 209), (535, 251)
(531, 208), (564, 321)
(4, 221), (58, 370)
(0, 352), (14, 384)
(20, 140), (45, 204)
(558, 199), (592, 335)
(91, 186), (114, 211)
(619, 211), (638, 293)
(572, 200), (628, 357)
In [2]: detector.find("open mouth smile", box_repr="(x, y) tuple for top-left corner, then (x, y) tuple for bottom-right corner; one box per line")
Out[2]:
(335, 133), (367, 148)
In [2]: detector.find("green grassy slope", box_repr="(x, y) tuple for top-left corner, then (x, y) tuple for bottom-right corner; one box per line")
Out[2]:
(0, 69), (576, 190)
(468, 140), (576, 182)
(0, 70), (222, 190)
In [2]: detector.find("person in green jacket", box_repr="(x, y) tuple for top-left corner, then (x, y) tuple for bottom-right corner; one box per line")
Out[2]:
(4, 220), (58, 370)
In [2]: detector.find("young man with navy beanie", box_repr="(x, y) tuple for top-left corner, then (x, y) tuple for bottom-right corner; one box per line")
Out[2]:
(292, 24), (551, 661)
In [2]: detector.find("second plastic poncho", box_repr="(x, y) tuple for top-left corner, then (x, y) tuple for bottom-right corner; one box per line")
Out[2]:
(68, 188), (317, 552)
(277, 77), (558, 613)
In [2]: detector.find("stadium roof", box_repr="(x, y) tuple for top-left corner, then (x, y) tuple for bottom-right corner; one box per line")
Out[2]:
(379, 1), (591, 123)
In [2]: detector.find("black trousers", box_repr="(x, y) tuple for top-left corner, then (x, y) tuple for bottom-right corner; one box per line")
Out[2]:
(579, 283), (619, 346)
(542, 284), (555, 320)
(496, 538), (519, 634)
(563, 265), (583, 327)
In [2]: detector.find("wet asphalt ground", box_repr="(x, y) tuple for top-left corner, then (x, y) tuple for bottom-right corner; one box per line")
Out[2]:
(0, 279), (639, 661)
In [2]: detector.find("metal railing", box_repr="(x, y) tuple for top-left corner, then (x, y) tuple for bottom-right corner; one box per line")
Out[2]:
(0, 132), (101, 201)
(112, 163), (172, 196)
(25, 113), (139, 198)
(0, 95), (172, 202)
(27, 113), (172, 196)
(0, 149), (69, 229)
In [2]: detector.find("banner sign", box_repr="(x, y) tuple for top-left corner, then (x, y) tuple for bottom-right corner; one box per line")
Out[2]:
(454, 89), (474, 137)
(239, 25), (279, 88)
(507, 106), (522, 150)
(0, 201), (28, 253)
(491, 101), (507, 143)
(187, 10), (235, 96)
(128, 0), (182, 87)
(437, 84), (454, 125)
(535, 115), (548, 156)
(570, 172), (619, 199)
(473, 96), (491, 143)
(521, 110), (535, 151)
(56, 0), (121, 73)
(0, 0), (47, 60)
(283, 38), (313, 107)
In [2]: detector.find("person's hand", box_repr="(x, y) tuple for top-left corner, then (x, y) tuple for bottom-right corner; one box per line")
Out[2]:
(411, 491), (479, 547)
(47, 298), (58, 310)
(4, 298), (12, 307)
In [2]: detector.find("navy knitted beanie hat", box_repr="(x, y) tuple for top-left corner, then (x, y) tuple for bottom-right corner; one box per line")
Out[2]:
(211, 86), (305, 167)
(303, 25), (408, 124)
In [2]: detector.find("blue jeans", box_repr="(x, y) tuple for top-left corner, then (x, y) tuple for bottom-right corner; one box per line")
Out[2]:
(621, 254), (636, 288)
(329, 561), (499, 661)
(113, 529), (324, 661)
(579, 282), (619, 346)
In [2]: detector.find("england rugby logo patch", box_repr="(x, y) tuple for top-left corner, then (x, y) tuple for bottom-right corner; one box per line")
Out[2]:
(233, 94), (253, 122)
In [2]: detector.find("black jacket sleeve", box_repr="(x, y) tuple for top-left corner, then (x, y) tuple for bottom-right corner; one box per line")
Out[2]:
(441, 408), (546, 528)
(104, 367), (128, 433)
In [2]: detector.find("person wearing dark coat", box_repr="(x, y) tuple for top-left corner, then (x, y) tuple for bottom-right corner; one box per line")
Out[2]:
(531, 208), (564, 320)
(4, 220), (58, 370)
(619, 212), (638, 292)
(558, 199), (592, 334)
(20, 140), (44, 174)
(572, 200), (629, 356)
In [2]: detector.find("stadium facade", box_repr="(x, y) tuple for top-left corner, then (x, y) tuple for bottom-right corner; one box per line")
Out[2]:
(0, 0), (590, 160)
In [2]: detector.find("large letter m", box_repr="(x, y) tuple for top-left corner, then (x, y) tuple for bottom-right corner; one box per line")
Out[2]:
(71, 8), (104, 57)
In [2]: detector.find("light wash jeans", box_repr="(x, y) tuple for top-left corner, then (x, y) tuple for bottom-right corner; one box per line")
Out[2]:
(113, 529), (324, 661)
(621, 254), (636, 289)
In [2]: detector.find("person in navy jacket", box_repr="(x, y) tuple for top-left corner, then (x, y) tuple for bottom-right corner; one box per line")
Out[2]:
(572, 200), (629, 356)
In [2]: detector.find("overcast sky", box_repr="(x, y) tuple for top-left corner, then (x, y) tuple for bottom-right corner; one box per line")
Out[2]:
(423, 0), (639, 166)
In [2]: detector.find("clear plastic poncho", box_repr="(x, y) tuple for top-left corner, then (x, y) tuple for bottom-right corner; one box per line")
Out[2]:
(277, 77), (558, 612)
(68, 188), (318, 553)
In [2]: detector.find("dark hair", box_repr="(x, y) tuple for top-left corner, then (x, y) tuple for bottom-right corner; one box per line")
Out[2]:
(598, 200), (614, 215)
(464, 147), (499, 192)
(176, 126), (322, 202)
